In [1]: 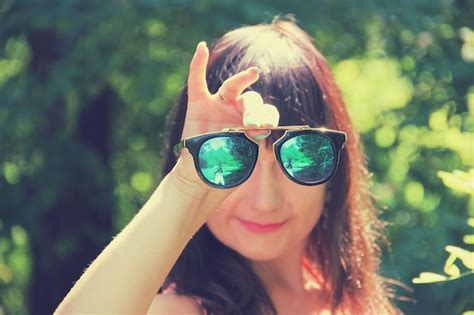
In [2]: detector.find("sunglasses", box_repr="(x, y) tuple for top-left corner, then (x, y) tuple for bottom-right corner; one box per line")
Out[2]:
(173, 125), (347, 189)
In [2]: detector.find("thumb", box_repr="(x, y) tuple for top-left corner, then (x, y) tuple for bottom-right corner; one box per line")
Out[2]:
(237, 91), (280, 141)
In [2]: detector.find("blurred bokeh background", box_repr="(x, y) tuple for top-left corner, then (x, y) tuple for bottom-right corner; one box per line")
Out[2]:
(0, 1), (473, 314)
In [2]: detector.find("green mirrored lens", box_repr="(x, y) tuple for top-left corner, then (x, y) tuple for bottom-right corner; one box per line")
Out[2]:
(198, 136), (255, 187)
(280, 133), (335, 183)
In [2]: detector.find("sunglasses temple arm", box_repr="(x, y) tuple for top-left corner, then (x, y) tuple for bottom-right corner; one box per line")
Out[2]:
(173, 140), (186, 159)
(339, 132), (347, 149)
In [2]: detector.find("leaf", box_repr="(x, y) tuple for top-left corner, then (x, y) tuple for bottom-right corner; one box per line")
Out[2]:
(444, 263), (461, 277)
(443, 253), (457, 274)
(463, 234), (474, 245)
(468, 218), (474, 227)
(437, 169), (474, 195)
(445, 246), (474, 270)
(412, 272), (448, 284)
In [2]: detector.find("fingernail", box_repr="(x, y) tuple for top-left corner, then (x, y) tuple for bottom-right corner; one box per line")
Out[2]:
(198, 41), (207, 48)
(247, 67), (260, 74)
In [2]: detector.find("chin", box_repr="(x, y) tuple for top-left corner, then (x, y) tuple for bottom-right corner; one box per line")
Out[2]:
(232, 245), (284, 261)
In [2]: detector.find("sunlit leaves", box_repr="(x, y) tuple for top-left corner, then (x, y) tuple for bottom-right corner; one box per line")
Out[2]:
(130, 171), (153, 192)
(144, 19), (168, 38)
(0, 37), (30, 87)
(412, 272), (448, 284)
(406, 128), (474, 167)
(467, 86), (474, 115)
(334, 58), (413, 133)
(404, 180), (425, 207)
(387, 142), (414, 183)
(2, 162), (19, 185)
(445, 245), (474, 270)
(437, 169), (474, 195)
(465, 235), (474, 244)
(429, 107), (449, 130)
(148, 42), (170, 61)
(412, 246), (474, 284)
(459, 27), (474, 63)
(443, 252), (460, 277)
(0, 263), (13, 284)
(465, 218), (474, 244)
(412, 244), (474, 284)
(375, 125), (397, 147)
(0, 225), (30, 313)
(412, 168), (474, 285)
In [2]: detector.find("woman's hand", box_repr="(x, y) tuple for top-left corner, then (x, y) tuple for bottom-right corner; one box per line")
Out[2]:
(172, 41), (280, 192)
(182, 41), (279, 139)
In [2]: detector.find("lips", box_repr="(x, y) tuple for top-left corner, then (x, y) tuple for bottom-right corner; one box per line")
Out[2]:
(237, 218), (287, 233)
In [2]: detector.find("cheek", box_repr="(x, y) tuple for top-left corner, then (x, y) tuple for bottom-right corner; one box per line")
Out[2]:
(292, 185), (327, 235)
(206, 209), (226, 231)
(206, 209), (246, 257)
(205, 185), (249, 235)
(205, 183), (327, 252)
(205, 200), (236, 245)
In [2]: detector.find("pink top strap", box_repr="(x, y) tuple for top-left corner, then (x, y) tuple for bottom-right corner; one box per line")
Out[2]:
(161, 282), (208, 315)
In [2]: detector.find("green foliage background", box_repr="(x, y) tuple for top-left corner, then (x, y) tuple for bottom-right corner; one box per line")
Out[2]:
(0, 1), (473, 314)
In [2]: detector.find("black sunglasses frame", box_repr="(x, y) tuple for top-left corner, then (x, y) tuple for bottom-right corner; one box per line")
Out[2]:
(173, 125), (347, 189)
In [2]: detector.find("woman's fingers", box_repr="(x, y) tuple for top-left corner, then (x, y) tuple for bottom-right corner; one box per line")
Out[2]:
(238, 90), (263, 115)
(239, 91), (280, 127)
(187, 41), (210, 100)
(238, 91), (280, 140)
(216, 67), (260, 105)
(243, 104), (280, 127)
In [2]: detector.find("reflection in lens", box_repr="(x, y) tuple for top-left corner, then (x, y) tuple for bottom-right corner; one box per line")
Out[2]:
(280, 134), (335, 183)
(199, 136), (255, 187)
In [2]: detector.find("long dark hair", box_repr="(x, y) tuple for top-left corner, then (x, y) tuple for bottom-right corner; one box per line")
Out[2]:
(158, 15), (401, 315)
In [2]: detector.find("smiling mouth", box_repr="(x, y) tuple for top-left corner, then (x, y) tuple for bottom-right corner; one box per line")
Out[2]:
(237, 218), (287, 233)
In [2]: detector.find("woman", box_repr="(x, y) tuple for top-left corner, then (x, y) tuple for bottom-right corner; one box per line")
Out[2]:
(55, 16), (400, 315)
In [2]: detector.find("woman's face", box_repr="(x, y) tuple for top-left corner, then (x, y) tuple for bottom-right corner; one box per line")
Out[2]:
(206, 140), (327, 261)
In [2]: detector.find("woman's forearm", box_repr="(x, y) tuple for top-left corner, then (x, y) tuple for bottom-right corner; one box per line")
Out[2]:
(54, 163), (222, 314)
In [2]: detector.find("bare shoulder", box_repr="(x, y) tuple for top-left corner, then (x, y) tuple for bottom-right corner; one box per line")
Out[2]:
(147, 293), (205, 315)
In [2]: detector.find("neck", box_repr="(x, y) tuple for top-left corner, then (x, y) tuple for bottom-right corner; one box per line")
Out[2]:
(250, 245), (332, 314)
(250, 238), (309, 295)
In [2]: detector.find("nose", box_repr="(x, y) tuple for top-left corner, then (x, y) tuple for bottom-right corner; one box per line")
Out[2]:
(241, 145), (282, 213)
